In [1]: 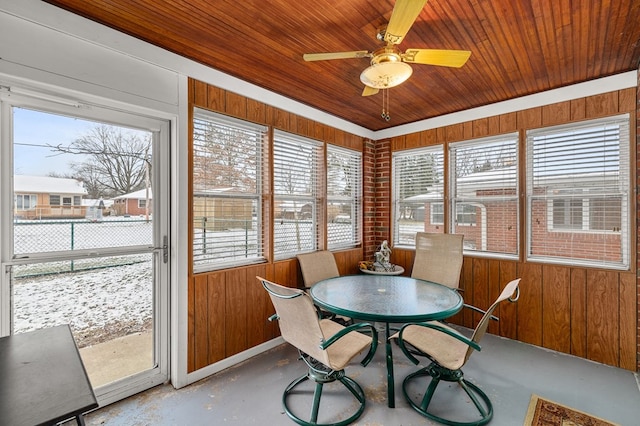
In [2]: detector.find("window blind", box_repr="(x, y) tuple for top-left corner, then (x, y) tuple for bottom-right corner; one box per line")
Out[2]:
(526, 115), (630, 269)
(192, 109), (267, 272)
(449, 134), (519, 255)
(273, 130), (322, 259)
(392, 146), (444, 247)
(327, 145), (362, 249)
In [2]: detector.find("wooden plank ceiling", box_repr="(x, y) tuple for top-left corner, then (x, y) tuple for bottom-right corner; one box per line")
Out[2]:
(45, 0), (640, 131)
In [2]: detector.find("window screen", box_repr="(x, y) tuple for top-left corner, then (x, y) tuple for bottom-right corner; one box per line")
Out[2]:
(450, 134), (519, 255)
(392, 146), (444, 247)
(192, 108), (267, 271)
(327, 145), (362, 249)
(526, 115), (630, 269)
(273, 130), (322, 259)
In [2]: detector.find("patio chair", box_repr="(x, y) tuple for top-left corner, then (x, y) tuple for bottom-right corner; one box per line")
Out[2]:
(394, 278), (521, 426)
(258, 276), (378, 426)
(297, 250), (351, 325)
(411, 232), (464, 289)
(411, 232), (489, 320)
(296, 250), (340, 289)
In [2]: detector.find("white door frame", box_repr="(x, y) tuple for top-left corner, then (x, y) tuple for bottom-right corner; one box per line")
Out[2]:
(0, 86), (174, 405)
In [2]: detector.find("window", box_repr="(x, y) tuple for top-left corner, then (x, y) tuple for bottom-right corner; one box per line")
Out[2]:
(49, 195), (60, 206)
(138, 199), (147, 209)
(327, 145), (361, 249)
(273, 130), (322, 259)
(15, 194), (37, 210)
(430, 203), (444, 225)
(526, 115), (630, 269)
(192, 109), (267, 271)
(73, 196), (82, 206)
(62, 196), (72, 206)
(449, 134), (519, 256)
(455, 203), (477, 226)
(392, 146), (444, 247)
(430, 202), (477, 226)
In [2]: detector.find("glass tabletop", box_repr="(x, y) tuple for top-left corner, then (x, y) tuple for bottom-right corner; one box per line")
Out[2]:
(310, 274), (463, 323)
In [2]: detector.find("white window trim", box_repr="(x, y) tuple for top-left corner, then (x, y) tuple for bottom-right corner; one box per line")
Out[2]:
(526, 114), (630, 269)
(191, 109), (267, 272)
(449, 133), (519, 257)
(327, 144), (362, 250)
(272, 130), (322, 260)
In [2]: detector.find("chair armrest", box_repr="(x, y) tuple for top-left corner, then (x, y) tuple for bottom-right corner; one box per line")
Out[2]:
(397, 322), (481, 365)
(320, 322), (379, 367)
(462, 303), (499, 321)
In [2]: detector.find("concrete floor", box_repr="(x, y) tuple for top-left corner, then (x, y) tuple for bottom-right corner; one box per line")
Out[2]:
(82, 330), (640, 425)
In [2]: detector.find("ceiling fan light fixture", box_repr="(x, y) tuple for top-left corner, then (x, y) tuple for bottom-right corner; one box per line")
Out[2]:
(360, 61), (413, 89)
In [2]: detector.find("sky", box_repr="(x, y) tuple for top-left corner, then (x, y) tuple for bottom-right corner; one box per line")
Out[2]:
(13, 107), (96, 176)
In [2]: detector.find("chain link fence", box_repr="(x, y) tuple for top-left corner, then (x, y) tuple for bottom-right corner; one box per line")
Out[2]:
(13, 217), (152, 277)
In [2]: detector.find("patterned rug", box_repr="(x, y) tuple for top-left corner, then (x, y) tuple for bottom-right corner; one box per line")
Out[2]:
(524, 394), (620, 426)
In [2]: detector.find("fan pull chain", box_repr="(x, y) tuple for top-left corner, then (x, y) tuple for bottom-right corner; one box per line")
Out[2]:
(381, 89), (390, 121)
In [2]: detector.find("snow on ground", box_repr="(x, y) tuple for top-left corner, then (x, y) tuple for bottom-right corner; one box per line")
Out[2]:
(13, 260), (152, 348)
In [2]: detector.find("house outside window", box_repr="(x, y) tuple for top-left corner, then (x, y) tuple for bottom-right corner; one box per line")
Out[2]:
(449, 134), (519, 256)
(273, 130), (322, 259)
(327, 145), (362, 250)
(526, 115), (630, 269)
(191, 109), (267, 272)
(392, 146), (445, 247)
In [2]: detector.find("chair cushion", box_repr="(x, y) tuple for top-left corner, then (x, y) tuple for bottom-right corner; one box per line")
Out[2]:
(320, 319), (372, 371)
(394, 322), (468, 370)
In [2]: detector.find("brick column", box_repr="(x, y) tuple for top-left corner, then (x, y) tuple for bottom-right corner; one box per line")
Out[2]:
(362, 138), (377, 260)
(368, 138), (392, 259)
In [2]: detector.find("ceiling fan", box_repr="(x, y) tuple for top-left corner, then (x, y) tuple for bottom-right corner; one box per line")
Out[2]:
(303, 0), (471, 97)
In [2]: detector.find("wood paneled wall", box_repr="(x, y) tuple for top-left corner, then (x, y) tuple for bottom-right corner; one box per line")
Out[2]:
(387, 87), (638, 371)
(187, 78), (366, 373)
(187, 249), (364, 372)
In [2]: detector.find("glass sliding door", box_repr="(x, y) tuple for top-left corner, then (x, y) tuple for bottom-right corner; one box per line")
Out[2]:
(1, 93), (169, 405)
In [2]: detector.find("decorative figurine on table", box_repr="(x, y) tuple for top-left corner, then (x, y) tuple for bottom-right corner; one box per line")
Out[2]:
(374, 240), (394, 272)
(358, 240), (404, 274)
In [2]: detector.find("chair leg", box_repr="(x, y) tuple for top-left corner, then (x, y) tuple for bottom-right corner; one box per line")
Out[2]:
(419, 372), (441, 412)
(459, 378), (493, 421)
(402, 362), (493, 426)
(310, 381), (324, 424)
(282, 370), (366, 426)
(339, 376), (366, 404)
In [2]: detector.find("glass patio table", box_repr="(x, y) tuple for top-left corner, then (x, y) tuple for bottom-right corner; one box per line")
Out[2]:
(310, 274), (463, 408)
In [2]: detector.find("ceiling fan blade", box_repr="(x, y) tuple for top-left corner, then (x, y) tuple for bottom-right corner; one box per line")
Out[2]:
(384, 0), (428, 45)
(303, 51), (370, 61)
(362, 85), (379, 96)
(403, 49), (471, 68)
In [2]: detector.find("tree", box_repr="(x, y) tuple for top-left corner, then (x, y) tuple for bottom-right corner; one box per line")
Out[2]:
(396, 153), (441, 220)
(51, 125), (152, 198)
(193, 123), (257, 192)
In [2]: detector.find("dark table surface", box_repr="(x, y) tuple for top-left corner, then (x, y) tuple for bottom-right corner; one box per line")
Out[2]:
(0, 325), (98, 426)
